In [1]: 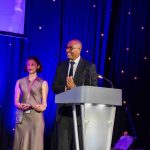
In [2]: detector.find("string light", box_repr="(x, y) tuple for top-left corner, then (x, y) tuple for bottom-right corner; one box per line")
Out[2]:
(38, 26), (42, 30)
(123, 100), (126, 104)
(100, 33), (104, 37)
(133, 76), (138, 80)
(86, 50), (89, 53)
(121, 70), (124, 74)
(128, 11), (131, 15)
(9, 43), (12, 46)
(125, 47), (129, 51)
(141, 26), (144, 30)
(93, 4), (96, 8)
(144, 56), (147, 60)
(108, 57), (111, 61)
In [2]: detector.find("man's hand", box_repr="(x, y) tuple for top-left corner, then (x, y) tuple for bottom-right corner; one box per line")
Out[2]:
(66, 76), (76, 90)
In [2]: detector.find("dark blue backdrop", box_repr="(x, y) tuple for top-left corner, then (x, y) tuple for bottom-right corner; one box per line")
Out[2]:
(0, 0), (150, 149)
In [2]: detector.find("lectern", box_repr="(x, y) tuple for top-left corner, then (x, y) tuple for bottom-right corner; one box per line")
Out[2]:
(55, 86), (122, 150)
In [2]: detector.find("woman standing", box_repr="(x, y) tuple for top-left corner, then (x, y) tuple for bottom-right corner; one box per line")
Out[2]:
(13, 57), (48, 150)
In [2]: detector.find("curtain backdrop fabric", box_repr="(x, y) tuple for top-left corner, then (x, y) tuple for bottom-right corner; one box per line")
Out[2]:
(0, 0), (150, 149)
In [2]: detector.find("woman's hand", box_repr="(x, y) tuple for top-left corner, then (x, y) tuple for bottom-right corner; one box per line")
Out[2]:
(18, 103), (31, 110)
(33, 104), (47, 112)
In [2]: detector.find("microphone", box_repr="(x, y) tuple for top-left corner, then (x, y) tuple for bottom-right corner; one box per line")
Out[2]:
(97, 74), (114, 88)
(82, 70), (98, 86)
(82, 68), (91, 86)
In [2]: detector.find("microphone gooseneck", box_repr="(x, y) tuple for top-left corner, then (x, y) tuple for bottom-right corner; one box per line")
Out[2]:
(97, 74), (114, 88)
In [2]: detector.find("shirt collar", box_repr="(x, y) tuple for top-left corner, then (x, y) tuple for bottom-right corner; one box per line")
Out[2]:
(70, 56), (80, 64)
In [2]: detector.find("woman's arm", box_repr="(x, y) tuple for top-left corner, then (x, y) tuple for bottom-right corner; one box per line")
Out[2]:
(14, 80), (30, 110)
(41, 81), (49, 109)
(14, 80), (21, 109)
(34, 81), (48, 112)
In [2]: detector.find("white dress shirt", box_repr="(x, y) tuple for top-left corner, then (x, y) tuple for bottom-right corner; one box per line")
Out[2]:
(68, 56), (81, 77)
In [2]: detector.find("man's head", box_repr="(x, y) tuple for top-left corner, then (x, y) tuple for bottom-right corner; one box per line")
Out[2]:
(66, 39), (82, 60)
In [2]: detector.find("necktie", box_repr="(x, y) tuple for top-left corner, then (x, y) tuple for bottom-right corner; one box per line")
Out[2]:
(69, 61), (75, 76)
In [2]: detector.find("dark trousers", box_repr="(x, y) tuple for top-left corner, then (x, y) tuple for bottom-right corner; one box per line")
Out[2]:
(51, 115), (83, 150)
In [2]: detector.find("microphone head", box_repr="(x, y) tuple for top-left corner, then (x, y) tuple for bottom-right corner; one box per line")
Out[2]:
(97, 75), (103, 79)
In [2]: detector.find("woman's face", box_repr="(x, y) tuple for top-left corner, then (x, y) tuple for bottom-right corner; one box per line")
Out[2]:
(26, 59), (39, 74)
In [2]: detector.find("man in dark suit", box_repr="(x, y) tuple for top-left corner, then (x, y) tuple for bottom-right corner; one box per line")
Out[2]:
(52, 39), (98, 150)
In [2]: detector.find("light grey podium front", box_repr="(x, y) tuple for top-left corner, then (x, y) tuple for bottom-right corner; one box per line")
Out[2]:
(55, 86), (122, 150)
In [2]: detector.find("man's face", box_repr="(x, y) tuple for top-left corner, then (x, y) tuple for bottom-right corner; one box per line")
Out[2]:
(66, 40), (81, 60)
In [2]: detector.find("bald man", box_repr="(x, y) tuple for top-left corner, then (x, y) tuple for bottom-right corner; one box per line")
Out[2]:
(52, 39), (98, 150)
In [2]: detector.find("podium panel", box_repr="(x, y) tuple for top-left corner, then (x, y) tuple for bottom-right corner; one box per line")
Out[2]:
(55, 86), (122, 150)
(84, 104), (116, 150)
(56, 86), (122, 105)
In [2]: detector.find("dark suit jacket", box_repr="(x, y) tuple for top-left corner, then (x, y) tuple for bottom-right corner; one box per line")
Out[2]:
(53, 57), (98, 94)
(52, 57), (98, 118)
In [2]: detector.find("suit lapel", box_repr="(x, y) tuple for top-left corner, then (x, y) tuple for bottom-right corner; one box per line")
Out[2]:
(74, 58), (85, 82)
(63, 61), (69, 78)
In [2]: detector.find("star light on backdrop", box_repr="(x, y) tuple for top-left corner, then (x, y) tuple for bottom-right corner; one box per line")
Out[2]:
(108, 57), (111, 61)
(93, 4), (96, 8)
(133, 76), (138, 80)
(125, 47), (129, 51)
(123, 100), (126, 104)
(141, 26), (144, 30)
(38, 26), (42, 30)
(121, 70), (124, 74)
(101, 33), (104, 37)
(128, 11), (131, 15)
